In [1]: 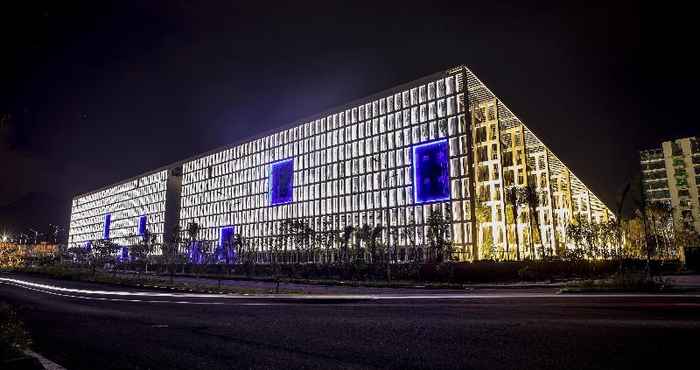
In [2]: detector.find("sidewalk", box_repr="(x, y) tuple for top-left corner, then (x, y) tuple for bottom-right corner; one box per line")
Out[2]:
(113, 270), (564, 295)
(663, 274), (700, 288)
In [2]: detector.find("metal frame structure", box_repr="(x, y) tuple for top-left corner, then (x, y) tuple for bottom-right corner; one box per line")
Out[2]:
(68, 66), (614, 261)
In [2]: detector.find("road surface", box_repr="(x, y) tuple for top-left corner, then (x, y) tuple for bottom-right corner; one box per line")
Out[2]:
(1, 274), (698, 370)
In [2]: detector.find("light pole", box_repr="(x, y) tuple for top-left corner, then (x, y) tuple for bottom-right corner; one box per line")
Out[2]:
(49, 224), (63, 244)
(28, 228), (39, 245)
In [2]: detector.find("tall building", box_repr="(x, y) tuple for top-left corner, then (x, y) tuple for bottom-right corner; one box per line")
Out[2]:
(640, 137), (700, 233)
(68, 66), (613, 261)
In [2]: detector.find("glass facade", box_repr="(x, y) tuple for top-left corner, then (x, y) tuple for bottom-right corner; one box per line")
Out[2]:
(68, 66), (614, 260)
(68, 170), (171, 248)
(177, 71), (475, 259)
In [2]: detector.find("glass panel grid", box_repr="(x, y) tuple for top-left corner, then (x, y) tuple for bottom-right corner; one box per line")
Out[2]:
(177, 73), (470, 251)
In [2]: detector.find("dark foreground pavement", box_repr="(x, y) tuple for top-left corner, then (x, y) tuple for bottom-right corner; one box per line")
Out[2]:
(1, 275), (698, 370)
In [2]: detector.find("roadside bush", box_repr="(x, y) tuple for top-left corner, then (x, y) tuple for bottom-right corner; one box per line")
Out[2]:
(0, 303), (31, 359)
(563, 272), (670, 292)
(11, 257), (683, 285)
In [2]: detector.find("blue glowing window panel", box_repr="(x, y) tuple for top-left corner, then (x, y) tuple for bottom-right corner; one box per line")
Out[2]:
(219, 226), (235, 248)
(138, 215), (147, 235)
(119, 246), (129, 262)
(413, 139), (451, 204)
(103, 214), (111, 240)
(188, 241), (204, 264)
(269, 159), (294, 205)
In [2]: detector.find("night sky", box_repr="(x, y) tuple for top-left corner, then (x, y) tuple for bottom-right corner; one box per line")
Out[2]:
(0, 2), (686, 240)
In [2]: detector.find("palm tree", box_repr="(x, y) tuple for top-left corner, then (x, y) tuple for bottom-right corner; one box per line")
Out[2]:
(566, 216), (585, 260)
(426, 211), (452, 262)
(286, 219), (315, 263)
(278, 219), (292, 264)
(521, 184), (543, 259)
(131, 229), (156, 273)
(355, 224), (372, 263)
(612, 182), (631, 263)
(368, 226), (383, 264)
(646, 202), (673, 258)
(385, 227), (400, 282)
(231, 233), (252, 272)
(319, 221), (337, 265)
(186, 222), (200, 258)
(337, 226), (354, 264)
(162, 225), (183, 283)
(505, 186), (522, 260)
(401, 221), (418, 263)
(92, 238), (120, 276)
(219, 230), (235, 265)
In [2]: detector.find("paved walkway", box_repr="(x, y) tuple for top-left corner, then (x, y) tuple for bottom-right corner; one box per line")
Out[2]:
(113, 270), (564, 295)
(664, 274), (700, 288)
(118, 271), (700, 295)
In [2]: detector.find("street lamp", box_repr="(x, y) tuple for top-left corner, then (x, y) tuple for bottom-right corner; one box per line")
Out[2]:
(28, 228), (39, 245)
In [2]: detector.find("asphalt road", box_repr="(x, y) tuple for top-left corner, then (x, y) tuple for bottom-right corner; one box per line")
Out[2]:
(1, 275), (698, 370)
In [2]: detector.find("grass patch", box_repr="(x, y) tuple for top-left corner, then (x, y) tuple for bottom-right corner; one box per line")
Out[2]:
(167, 272), (469, 290)
(0, 303), (31, 360)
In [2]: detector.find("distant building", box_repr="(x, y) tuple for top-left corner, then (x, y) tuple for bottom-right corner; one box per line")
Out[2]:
(0, 242), (59, 268)
(640, 136), (700, 233)
(68, 66), (613, 261)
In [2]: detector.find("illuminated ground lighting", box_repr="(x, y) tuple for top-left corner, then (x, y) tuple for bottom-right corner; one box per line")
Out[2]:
(138, 215), (147, 236)
(413, 139), (451, 204)
(120, 246), (129, 262)
(219, 226), (235, 248)
(269, 158), (294, 205)
(216, 226), (236, 262)
(188, 241), (204, 264)
(103, 214), (111, 239)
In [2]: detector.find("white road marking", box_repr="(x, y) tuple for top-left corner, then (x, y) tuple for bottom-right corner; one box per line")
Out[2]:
(24, 349), (67, 370)
(5, 282), (226, 305)
(2, 277), (699, 302)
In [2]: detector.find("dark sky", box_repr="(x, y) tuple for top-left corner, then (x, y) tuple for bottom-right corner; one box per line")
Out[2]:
(0, 1), (686, 239)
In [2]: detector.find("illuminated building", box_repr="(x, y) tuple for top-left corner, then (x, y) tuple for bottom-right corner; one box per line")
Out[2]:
(640, 137), (700, 233)
(68, 169), (182, 248)
(68, 66), (613, 260)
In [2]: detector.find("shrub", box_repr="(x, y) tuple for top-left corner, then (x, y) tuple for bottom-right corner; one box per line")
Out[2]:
(0, 303), (31, 359)
(563, 273), (670, 292)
